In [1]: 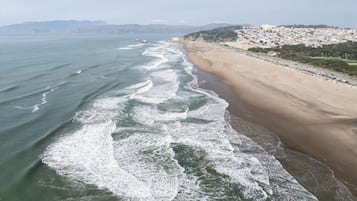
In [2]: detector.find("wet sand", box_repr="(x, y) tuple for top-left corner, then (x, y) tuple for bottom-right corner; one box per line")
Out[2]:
(181, 40), (357, 197)
(195, 67), (356, 200)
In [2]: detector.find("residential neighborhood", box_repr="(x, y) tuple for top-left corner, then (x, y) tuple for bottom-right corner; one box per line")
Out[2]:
(223, 25), (357, 50)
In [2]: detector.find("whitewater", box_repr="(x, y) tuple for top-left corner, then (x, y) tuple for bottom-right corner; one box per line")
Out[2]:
(41, 41), (317, 201)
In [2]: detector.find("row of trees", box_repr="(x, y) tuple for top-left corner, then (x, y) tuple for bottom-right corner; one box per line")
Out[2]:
(249, 42), (357, 76)
(249, 42), (357, 59)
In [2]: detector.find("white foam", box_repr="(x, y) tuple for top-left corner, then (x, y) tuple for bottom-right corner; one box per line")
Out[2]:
(139, 43), (174, 70)
(132, 105), (187, 126)
(14, 87), (56, 113)
(44, 95), (161, 200)
(130, 71), (179, 104)
(73, 97), (127, 124)
(141, 55), (168, 70)
(128, 43), (146, 48)
(112, 128), (208, 200)
(43, 121), (154, 199)
(113, 133), (180, 200)
(118, 43), (145, 50)
(30, 87), (56, 112)
(43, 41), (318, 201)
(118, 47), (132, 50)
(133, 82), (179, 104)
(31, 105), (40, 112)
(164, 119), (273, 200)
(126, 77), (273, 199)
(136, 81), (153, 94)
(150, 69), (178, 82)
(125, 80), (153, 94)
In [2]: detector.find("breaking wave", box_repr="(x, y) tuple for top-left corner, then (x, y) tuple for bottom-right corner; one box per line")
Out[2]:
(42, 41), (317, 200)
(118, 43), (147, 50)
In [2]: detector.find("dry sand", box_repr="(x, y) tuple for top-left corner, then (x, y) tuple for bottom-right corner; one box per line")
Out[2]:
(181, 40), (357, 194)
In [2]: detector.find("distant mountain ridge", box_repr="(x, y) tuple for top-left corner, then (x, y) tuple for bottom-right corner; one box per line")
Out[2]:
(0, 20), (107, 33)
(0, 20), (231, 34)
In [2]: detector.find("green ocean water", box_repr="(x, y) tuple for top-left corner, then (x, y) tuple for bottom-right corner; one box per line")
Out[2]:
(0, 34), (318, 201)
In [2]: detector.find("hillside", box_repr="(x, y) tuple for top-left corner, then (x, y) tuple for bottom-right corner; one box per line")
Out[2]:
(0, 20), (106, 33)
(184, 25), (242, 42)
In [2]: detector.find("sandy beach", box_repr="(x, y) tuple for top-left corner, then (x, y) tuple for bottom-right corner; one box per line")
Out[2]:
(181, 40), (357, 195)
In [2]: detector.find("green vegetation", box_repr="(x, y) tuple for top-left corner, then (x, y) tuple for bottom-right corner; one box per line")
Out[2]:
(310, 57), (357, 65)
(248, 42), (357, 76)
(184, 25), (242, 42)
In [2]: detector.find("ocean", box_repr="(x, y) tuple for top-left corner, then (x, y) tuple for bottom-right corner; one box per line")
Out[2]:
(0, 34), (317, 201)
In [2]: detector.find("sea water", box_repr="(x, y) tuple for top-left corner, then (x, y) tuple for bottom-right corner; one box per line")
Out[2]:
(0, 34), (317, 201)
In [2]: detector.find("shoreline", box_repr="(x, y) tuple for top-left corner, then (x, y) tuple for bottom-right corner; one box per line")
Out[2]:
(194, 66), (356, 200)
(180, 40), (357, 198)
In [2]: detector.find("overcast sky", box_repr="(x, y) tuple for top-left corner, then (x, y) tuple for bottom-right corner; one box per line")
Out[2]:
(0, 0), (356, 27)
